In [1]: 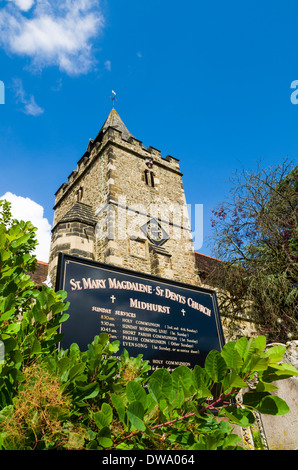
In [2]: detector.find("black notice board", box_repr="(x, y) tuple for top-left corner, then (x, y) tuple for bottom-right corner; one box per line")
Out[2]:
(56, 253), (225, 371)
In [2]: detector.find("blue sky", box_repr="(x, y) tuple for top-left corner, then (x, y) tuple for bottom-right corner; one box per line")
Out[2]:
(0, 0), (298, 262)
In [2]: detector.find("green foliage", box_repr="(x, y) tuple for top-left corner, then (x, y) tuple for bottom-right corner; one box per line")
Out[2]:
(0, 199), (297, 450)
(209, 161), (297, 342)
(0, 201), (70, 409)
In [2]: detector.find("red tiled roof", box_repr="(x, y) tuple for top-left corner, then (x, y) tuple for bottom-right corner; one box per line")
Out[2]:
(195, 252), (222, 279)
(30, 260), (49, 287)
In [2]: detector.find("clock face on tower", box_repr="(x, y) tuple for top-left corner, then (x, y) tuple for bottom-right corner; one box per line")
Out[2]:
(141, 218), (169, 247)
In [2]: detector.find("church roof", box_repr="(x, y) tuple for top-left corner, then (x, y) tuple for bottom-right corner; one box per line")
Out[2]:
(98, 108), (134, 141)
(28, 260), (49, 288)
(60, 202), (98, 227)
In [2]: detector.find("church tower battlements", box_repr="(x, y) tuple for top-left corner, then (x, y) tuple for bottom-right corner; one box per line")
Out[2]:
(49, 109), (200, 287)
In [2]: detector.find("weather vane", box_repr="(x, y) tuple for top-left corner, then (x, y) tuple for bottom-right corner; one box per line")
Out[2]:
(111, 90), (116, 108)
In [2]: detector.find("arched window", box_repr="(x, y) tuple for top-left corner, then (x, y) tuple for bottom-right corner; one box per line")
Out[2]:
(150, 171), (155, 187)
(144, 170), (149, 186)
(76, 186), (83, 202)
(144, 170), (155, 187)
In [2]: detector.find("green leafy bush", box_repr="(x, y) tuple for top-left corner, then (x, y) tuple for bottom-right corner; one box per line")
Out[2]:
(0, 200), (297, 450)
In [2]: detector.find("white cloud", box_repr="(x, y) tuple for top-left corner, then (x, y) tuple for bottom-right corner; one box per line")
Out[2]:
(51, 77), (62, 91)
(12, 77), (44, 116)
(1, 192), (51, 263)
(0, 0), (104, 75)
(104, 59), (111, 71)
(7, 0), (35, 12)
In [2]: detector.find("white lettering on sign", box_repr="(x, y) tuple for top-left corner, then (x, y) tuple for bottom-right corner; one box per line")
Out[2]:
(130, 298), (170, 314)
(69, 276), (212, 316)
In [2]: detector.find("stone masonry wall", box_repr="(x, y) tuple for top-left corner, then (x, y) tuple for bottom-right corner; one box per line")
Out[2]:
(50, 124), (200, 287)
(49, 221), (96, 286)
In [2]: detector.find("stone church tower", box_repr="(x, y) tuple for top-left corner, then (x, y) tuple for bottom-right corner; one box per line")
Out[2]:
(49, 108), (200, 288)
